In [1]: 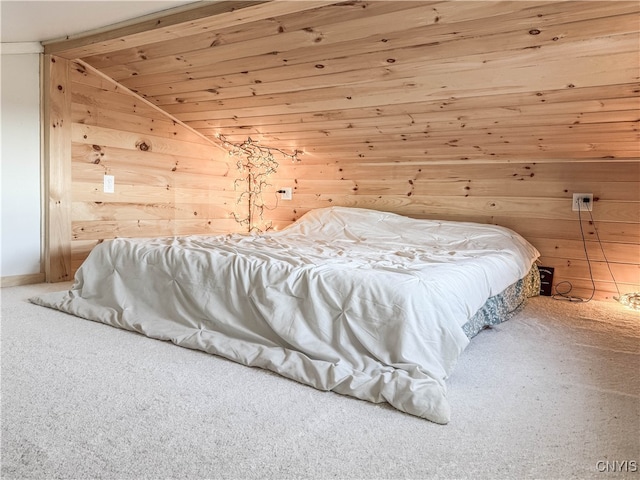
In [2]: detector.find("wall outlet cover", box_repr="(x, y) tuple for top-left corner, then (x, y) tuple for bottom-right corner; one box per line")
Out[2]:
(104, 175), (115, 193)
(572, 193), (593, 211)
(281, 187), (292, 200)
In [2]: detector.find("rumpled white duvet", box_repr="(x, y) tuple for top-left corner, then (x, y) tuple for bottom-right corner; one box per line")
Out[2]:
(31, 207), (539, 424)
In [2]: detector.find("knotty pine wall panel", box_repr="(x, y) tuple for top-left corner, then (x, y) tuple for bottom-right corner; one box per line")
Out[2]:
(267, 160), (639, 301)
(68, 60), (238, 271)
(43, 55), (73, 282)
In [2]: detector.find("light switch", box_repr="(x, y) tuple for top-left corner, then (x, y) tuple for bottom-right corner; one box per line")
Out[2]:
(104, 175), (115, 193)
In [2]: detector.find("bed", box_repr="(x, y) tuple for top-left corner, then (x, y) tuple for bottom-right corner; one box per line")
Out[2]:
(31, 206), (540, 424)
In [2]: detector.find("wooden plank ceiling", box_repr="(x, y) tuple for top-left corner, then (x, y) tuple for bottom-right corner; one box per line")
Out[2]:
(47, 0), (639, 165)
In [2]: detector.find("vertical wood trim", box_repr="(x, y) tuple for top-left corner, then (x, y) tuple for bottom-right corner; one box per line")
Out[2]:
(39, 52), (46, 278)
(43, 55), (72, 282)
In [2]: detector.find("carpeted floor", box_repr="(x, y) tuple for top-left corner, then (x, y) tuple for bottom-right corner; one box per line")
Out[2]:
(1, 282), (638, 480)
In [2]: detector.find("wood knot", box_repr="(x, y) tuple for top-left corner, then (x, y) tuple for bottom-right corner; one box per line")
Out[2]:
(137, 141), (150, 151)
(529, 29), (541, 35)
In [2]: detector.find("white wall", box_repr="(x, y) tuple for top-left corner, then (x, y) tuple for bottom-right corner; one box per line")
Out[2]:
(1, 44), (42, 278)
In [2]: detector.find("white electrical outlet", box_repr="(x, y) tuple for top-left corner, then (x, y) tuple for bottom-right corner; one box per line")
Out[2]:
(280, 187), (292, 201)
(104, 175), (115, 193)
(572, 193), (593, 212)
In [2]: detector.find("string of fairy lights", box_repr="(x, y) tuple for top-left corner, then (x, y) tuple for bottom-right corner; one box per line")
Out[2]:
(617, 292), (640, 311)
(217, 134), (301, 233)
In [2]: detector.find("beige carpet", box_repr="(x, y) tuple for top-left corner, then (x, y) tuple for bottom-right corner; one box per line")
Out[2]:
(1, 282), (638, 480)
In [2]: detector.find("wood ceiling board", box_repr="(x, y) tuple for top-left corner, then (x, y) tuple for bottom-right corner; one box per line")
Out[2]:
(182, 83), (639, 130)
(129, 21), (638, 102)
(44, 1), (336, 58)
(88, 1), (638, 84)
(141, 33), (638, 108)
(47, 0), (639, 170)
(81, 1), (416, 70)
(202, 112), (638, 139)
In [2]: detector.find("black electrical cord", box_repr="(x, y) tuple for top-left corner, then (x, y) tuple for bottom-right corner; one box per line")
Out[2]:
(553, 198), (640, 309)
(264, 191), (281, 211)
(587, 207), (621, 299)
(586, 206), (640, 310)
(552, 199), (595, 303)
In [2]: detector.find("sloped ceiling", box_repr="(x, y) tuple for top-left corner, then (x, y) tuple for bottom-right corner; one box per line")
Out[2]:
(46, 0), (640, 165)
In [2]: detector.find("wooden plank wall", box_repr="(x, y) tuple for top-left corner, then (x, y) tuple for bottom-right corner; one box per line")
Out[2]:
(42, 1), (639, 301)
(269, 160), (639, 301)
(66, 58), (239, 272)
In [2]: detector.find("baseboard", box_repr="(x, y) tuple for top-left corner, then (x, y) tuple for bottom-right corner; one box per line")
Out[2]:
(1, 273), (46, 288)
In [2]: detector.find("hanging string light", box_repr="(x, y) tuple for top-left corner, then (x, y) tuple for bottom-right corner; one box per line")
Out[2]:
(217, 134), (301, 233)
(617, 292), (640, 311)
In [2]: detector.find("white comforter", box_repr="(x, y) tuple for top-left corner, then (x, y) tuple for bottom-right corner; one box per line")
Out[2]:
(31, 207), (539, 423)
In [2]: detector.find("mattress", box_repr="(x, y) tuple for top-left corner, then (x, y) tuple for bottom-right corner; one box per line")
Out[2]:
(463, 266), (540, 339)
(31, 206), (540, 424)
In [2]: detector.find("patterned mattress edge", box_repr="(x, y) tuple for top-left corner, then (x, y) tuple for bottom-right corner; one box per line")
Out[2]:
(462, 265), (541, 339)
